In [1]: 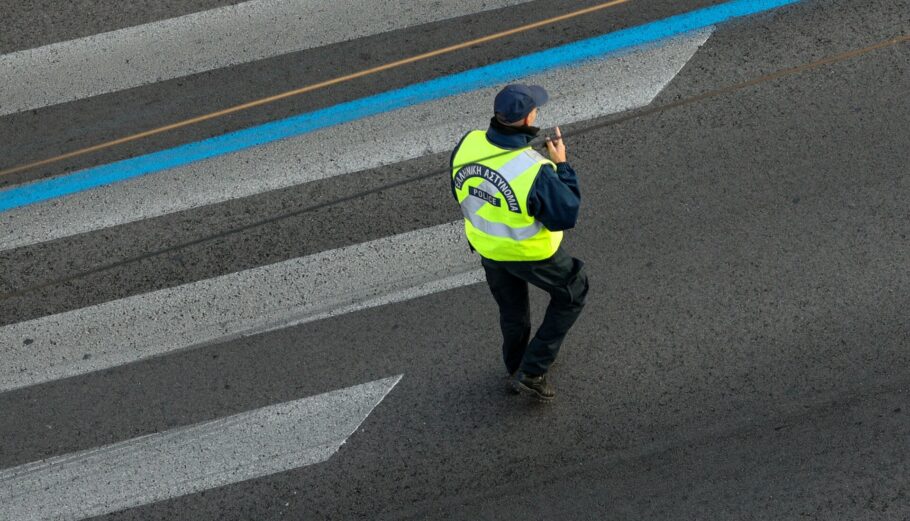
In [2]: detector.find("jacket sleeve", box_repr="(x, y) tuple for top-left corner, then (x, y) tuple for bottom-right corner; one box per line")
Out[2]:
(526, 162), (581, 231)
(450, 133), (471, 202)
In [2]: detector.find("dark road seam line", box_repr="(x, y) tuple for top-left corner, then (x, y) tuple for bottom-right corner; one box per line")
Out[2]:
(2, 32), (907, 303)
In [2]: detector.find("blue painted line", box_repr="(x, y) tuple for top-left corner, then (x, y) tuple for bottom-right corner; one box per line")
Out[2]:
(0, 0), (800, 213)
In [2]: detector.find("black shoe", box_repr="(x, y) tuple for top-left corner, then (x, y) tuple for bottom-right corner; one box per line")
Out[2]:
(515, 372), (555, 402)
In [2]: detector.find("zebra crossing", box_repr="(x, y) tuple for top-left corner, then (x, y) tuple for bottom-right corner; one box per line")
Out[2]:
(0, 223), (479, 392)
(0, 27), (714, 249)
(0, 0), (814, 518)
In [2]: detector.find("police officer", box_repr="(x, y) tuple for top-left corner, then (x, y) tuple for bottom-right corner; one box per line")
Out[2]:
(450, 84), (589, 402)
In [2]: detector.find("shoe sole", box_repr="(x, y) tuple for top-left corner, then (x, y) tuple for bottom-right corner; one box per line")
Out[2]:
(515, 381), (555, 403)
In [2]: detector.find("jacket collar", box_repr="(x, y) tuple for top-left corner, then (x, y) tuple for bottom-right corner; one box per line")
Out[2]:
(485, 117), (539, 149)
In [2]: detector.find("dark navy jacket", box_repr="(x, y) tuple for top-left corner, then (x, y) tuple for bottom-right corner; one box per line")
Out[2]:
(450, 118), (581, 231)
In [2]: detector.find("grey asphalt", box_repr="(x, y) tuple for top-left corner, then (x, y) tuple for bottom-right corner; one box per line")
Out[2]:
(1, 0), (909, 519)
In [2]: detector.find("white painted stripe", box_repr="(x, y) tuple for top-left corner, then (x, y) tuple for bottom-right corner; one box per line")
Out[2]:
(0, 29), (713, 251)
(236, 268), (486, 343)
(0, 375), (401, 521)
(0, 222), (474, 393)
(187, 267), (486, 350)
(0, 0), (533, 116)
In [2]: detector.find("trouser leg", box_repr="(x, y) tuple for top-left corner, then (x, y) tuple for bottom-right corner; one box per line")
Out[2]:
(513, 249), (589, 375)
(482, 260), (531, 374)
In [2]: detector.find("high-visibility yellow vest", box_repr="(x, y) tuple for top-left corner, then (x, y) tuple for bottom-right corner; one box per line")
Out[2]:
(451, 130), (562, 261)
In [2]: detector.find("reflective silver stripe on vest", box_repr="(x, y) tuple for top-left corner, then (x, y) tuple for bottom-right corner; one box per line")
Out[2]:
(459, 149), (546, 241)
(498, 150), (541, 181)
(461, 187), (493, 215)
(461, 204), (543, 241)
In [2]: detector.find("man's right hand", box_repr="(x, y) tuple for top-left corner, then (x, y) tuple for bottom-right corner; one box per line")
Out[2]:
(545, 126), (567, 164)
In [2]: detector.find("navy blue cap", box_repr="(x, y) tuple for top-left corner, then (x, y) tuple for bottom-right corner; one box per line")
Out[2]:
(494, 84), (549, 123)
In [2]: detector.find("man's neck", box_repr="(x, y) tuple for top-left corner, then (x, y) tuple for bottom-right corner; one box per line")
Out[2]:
(490, 117), (539, 136)
(487, 117), (539, 149)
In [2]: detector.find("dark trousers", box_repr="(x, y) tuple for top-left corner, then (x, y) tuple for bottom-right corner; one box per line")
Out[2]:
(481, 248), (589, 376)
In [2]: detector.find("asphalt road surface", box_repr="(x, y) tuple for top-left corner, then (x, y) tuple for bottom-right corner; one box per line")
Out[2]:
(1, 0), (908, 519)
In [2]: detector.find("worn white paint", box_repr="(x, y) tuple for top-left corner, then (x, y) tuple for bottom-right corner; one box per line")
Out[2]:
(0, 222), (473, 392)
(0, 375), (402, 521)
(0, 0), (534, 115)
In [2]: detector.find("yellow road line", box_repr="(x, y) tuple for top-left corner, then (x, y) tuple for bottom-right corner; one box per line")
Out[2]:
(0, 0), (631, 178)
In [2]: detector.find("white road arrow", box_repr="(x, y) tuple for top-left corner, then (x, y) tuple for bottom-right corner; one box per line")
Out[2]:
(0, 375), (402, 521)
